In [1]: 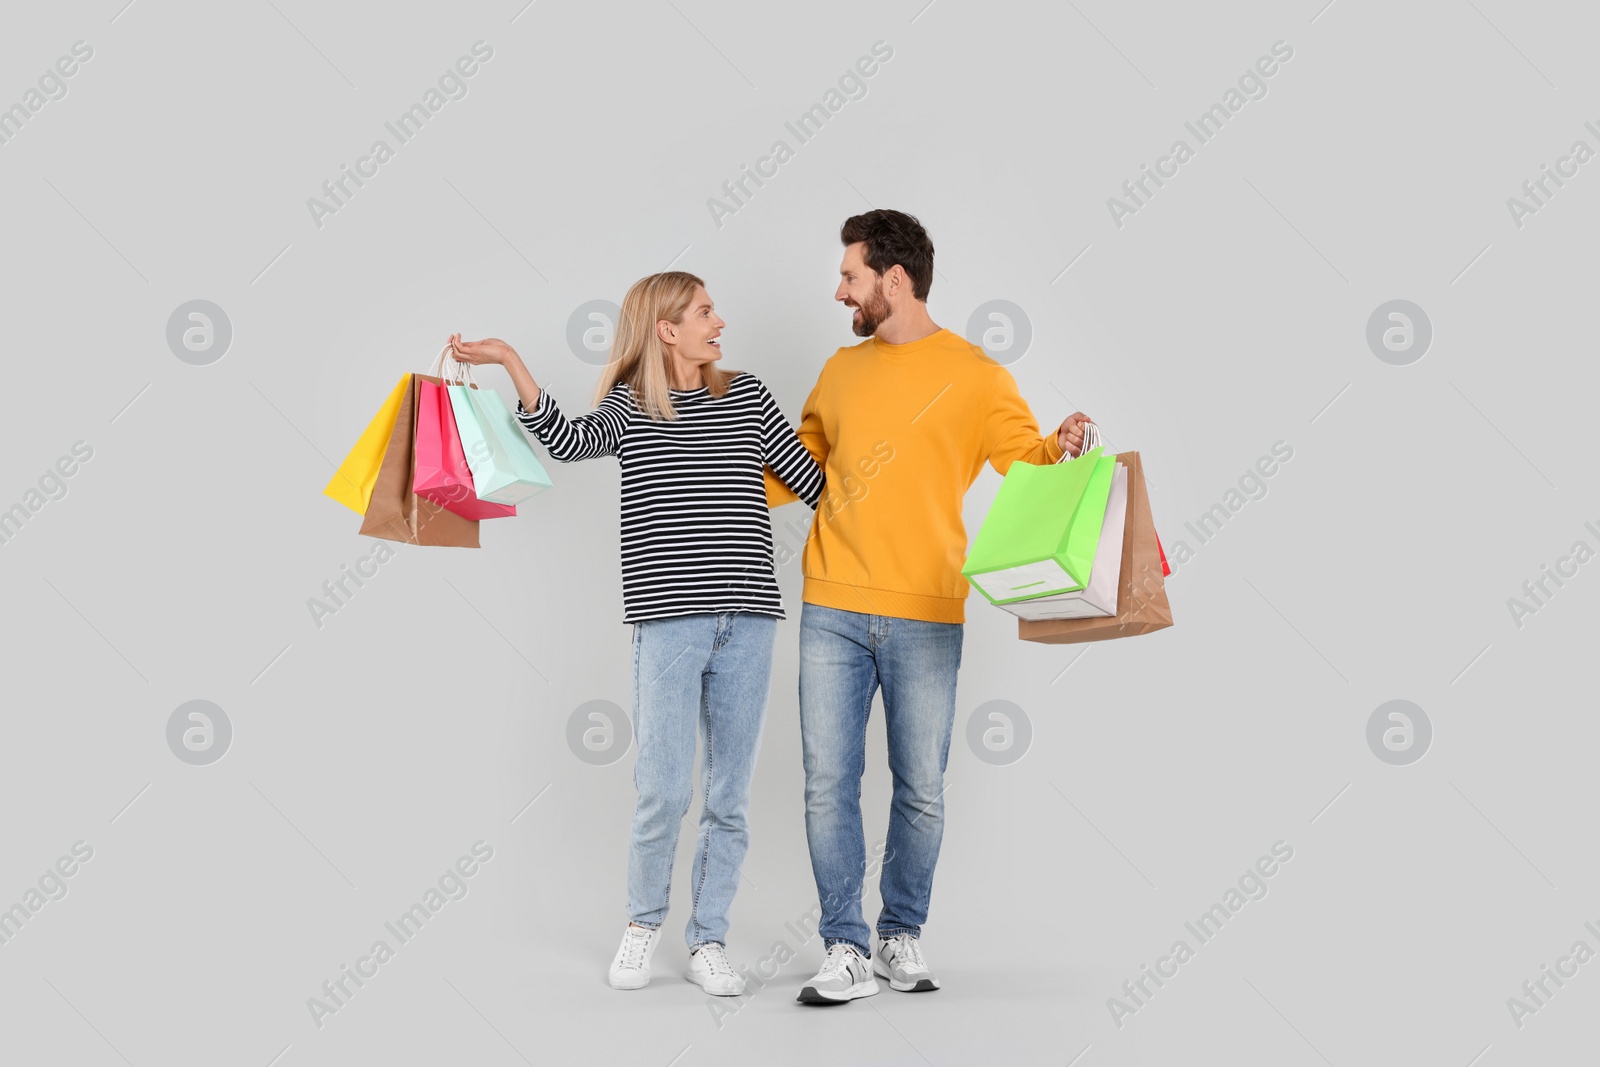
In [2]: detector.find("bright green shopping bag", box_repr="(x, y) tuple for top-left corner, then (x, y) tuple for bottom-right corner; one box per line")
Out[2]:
(961, 448), (1115, 604)
(447, 384), (554, 506)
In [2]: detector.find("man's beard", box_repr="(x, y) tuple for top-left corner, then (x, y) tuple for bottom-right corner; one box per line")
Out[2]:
(849, 281), (891, 337)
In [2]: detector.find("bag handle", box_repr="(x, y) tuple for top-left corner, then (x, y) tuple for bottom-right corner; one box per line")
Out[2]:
(1056, 420), (1102, 463)
(429, 343), (478, 388)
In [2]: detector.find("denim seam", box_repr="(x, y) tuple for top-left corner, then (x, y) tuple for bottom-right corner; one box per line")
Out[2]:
(689, 673), (714, 944)
(640, 626), (697, 928)
(849, 663), (874, 923)
(660, 802), (689, 922)
(632, 627), (643, 924)
(631, 626), (676, 927)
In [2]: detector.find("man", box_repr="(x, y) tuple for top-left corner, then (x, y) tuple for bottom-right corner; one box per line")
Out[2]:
(764, 209), (1093, 1004)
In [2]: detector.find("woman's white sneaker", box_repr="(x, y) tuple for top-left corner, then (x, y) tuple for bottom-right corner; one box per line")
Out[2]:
(608, 924), (659, 990)
(796, 943), (880, 1004)
(873, 933), (940, 991)
(685, 942), (745, 996)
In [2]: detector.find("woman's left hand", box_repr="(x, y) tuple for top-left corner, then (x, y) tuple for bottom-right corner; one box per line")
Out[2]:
(448, 333), (518, 367)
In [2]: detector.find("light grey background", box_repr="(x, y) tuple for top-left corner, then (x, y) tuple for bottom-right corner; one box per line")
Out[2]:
(2, 1), (1594, 1064)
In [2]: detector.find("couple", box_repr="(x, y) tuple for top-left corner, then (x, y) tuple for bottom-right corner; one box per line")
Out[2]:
(449, 209), (1094, 1004)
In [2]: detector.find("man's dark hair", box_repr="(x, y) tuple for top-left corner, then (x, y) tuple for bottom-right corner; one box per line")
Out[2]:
(840, 209), (934, 301)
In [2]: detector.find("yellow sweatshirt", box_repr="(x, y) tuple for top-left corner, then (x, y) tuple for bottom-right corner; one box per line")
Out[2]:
(764, 327), (1065, 623)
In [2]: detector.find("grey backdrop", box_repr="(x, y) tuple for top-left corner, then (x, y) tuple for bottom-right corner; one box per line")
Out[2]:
(2, 1), (1595, 1064)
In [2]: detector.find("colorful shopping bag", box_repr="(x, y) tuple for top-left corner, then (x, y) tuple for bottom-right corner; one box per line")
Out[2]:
(1002, 461), (1128, 621)
(414, 379), (516, 520)
(324, 373), (411, 515)
(961, 447), (1113, 604)
(448, 384), (554, 506)
(359, 373), (480, 547)
(1018, 451), (1173, 644)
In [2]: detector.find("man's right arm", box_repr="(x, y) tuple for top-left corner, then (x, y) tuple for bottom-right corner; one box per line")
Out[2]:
(763, 371), (830, 509)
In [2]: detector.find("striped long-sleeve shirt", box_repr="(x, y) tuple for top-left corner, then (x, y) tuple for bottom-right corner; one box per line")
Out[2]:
(516, 372), (824, 624)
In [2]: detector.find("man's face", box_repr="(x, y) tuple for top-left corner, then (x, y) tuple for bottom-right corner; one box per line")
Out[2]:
(836, 242), (892, 338)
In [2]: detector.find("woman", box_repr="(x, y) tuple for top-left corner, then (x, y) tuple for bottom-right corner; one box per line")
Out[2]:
(448, 272), (823, 997)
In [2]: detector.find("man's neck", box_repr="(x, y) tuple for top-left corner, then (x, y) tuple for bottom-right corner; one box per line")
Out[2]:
(874, 304), (941, 346)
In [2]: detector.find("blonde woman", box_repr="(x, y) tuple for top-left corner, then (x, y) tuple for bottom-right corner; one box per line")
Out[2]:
(448, 271), (823, 996)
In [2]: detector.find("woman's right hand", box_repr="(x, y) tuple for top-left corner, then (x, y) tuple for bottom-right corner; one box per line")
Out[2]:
(449, 333), (520, 367)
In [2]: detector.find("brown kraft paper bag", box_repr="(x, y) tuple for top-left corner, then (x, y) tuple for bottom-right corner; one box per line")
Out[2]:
(1019, 451), (1171, 644)
(359, 373), (480, 548)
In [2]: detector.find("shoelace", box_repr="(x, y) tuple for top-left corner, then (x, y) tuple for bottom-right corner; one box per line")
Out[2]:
(696, 943), (735, 978)
(619, 928), (651, 971)
(818, 943), (857, 979)
(888, 934), (928, 975)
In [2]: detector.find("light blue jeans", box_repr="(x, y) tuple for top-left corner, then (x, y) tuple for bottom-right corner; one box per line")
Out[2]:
(798, 602), (963, 957)
(627, 610), (776, 949)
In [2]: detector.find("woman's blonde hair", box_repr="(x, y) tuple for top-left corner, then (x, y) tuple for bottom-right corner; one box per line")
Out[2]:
(593, 271), (737, 421)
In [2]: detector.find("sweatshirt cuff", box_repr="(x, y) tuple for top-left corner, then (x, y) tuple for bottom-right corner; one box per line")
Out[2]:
(1043, 428), (1066, 463)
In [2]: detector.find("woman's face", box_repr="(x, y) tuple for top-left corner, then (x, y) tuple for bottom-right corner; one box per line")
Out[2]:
(660, 285), (725, 367)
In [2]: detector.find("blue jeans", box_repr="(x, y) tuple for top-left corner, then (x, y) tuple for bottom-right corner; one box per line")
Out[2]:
(628, 610), (776, 949)
(798, 602), (963, 956)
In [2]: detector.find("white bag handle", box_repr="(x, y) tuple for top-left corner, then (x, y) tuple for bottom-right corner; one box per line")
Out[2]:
(1056, 419), (1102, 463)
(429, 343), (478, 388)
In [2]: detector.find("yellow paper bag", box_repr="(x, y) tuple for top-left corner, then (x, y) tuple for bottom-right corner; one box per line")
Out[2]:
(324, 373), (411, 515)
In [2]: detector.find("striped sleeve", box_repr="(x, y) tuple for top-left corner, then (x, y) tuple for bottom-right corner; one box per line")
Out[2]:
(516, 385), (631, 461)
(755, 378), (824, 509)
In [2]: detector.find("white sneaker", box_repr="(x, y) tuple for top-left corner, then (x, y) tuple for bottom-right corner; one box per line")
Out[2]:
(873, 933), (940, 992)
(685, 942), (746, 996)
(796, 943), (880, 1004)
(608, 924), (658, 990)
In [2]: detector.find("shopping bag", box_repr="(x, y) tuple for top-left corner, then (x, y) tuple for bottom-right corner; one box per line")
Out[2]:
(414, 378), (516, 520)
(448, 383), (554, 506)
(324, 373), (411, 515)
(1002, 461), (1128, 621)
(961, 447), (1112, 604)
(359, 372), (480, 547)
(1019, 451), (1172, 644)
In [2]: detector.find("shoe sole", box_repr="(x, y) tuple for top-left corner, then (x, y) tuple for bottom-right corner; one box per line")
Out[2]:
(609, 974), (650, 990)
(684, 971), (745, 997)
(871, 960), (940, 992)
(796, 979), (879, 1004)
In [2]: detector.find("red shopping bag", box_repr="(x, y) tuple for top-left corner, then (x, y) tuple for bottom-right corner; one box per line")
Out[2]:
(413, 378), (516, 520)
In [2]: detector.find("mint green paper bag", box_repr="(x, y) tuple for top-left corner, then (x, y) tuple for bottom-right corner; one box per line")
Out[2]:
(962, 448), (1115, 604)
(447, 384), (554, 506)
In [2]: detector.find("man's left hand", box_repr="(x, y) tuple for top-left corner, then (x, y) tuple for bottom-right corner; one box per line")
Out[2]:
(1056, 412), (1095, 457)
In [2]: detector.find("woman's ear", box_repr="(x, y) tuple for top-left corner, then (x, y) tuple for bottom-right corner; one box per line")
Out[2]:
(656, 318), (677, 346)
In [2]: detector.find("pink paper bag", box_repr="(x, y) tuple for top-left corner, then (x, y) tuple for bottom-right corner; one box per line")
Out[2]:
(413, 379), (516, 520)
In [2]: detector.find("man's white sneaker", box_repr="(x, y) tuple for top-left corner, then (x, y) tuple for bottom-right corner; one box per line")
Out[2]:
(873, 933), (940, 992)
(608, 924), (658, 990)
(796, 943), (880, 1004)
(685, 942), (746, 996)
